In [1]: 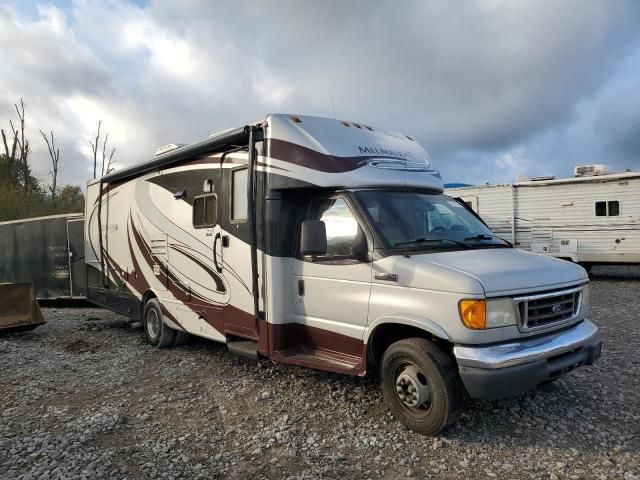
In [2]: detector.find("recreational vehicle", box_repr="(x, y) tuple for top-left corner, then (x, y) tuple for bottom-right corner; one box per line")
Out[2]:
(0, 213), (86, 299)
(446, 168), (640, 269)
(85, 114), (602, 435)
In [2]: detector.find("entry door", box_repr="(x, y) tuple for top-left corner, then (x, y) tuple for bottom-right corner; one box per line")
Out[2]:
(292, 196), (372, 341)
(66, 219), (87, 297)
(219, 164), (258, 339)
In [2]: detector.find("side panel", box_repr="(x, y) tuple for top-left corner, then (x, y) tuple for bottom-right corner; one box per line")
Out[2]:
(449, 185), (513, 241)
(514, 179), (640, 263)
(0, 216), (76, 298)
(85, 160), (260, 344)
(448, 179), (640, 264)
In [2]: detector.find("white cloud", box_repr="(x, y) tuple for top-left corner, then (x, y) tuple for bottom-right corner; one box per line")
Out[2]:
(0, 0), (639, 188)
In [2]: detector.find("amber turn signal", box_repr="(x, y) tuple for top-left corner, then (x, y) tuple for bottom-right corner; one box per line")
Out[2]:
(459, 299), (487, 330)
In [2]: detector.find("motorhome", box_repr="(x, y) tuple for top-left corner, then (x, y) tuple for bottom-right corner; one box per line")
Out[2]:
(85, 114), (602, 435)
(446, 167), (640, 270)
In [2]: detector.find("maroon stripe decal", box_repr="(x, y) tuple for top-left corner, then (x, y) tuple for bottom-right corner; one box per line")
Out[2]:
(126, 215), (151, 295)
(268, 138), (367, 173)
(130, 220), (227, 334)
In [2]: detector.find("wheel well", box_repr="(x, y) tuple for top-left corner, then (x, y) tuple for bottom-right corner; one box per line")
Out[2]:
(140, 290), (157, 321)
(367, 323), (453, 368)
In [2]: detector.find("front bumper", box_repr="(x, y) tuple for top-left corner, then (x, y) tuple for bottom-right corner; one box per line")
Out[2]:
(454, 320), (602, 399)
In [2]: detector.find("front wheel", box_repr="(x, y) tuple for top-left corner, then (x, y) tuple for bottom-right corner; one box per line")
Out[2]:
(381, 338), (463, 436)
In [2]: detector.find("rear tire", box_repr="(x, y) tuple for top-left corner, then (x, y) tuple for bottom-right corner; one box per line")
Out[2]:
(381, 338), (463, 436)
(143, 299), (175, 348)
(579, 262), (593, 274)
(172, 330), (191, 346)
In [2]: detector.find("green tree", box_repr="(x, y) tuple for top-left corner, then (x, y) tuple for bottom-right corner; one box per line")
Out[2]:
(55, 185), (85, 214)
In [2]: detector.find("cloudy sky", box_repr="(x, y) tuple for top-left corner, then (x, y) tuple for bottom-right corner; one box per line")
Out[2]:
(1, 0), (639, 188)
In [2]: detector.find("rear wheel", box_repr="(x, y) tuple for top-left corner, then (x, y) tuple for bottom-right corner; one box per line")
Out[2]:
(579, 262), (593, 274)
(143, 299), (175, 348)
(172, 330), (191, 346)
(381, 338), (463, 436)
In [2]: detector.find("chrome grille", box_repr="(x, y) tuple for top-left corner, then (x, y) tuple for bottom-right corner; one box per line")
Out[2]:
(515, 287), (583, 331)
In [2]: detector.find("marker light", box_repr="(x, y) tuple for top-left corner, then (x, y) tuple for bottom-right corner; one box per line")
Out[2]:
(459, 298), (519, 330)
(459, 299), (486, 330)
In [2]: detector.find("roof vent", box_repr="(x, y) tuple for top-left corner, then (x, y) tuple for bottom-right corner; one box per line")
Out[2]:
(574, 164), (612, 177)
(155, 143), (186, 156)
(530, 175), (556, 181)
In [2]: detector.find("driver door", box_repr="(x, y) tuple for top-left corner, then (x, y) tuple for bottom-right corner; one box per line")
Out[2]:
(292, 195), (372, 342)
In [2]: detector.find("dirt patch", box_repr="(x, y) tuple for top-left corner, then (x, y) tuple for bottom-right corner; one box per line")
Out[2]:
(64, 339), (101, 354)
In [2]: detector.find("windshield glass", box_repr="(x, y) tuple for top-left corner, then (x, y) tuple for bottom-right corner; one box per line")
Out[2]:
(354, 190), (507, 250)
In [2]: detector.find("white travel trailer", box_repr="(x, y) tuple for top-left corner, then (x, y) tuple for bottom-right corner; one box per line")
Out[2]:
(446, 168), (640, 270)
(85, 114), (602, 435)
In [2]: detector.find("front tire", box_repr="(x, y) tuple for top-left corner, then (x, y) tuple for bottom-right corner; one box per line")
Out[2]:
(143, 299), (176, 348)
(381, 338), (463, 436)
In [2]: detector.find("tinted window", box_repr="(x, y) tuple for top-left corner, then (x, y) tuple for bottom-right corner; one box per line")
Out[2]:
(608, 201), (619, 216)
(595, 201), (606, 216)
(308, 198), (359, 257)
(193, 194), (217, 228)
(231, 168), (248, 221)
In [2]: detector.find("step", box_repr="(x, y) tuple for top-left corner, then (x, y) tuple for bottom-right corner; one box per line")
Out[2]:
(227, 339), (259, 360)
(274, 346), (363, 375)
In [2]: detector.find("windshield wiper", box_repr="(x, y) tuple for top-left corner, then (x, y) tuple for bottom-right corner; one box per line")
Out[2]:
(464, 234), (512, 246)
(394, 237), (472, 249)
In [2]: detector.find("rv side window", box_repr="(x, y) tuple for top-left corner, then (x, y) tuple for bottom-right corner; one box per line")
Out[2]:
(193, 194), (217, 228)
(595, 201), (619, 217)
(231, 168), (248, 221)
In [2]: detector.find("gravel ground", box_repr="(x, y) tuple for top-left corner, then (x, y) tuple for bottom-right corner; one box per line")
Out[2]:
(1, 266), (639, 480)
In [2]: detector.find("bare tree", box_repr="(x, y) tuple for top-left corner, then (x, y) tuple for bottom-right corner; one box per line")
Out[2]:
(101, 132), (116, 176)
(88, 120), (117, 178)
(1, 124), (18, 174)
(1, 98), (30, 189)
(40, 130), (60, 207)
(89, 120), (102, 179)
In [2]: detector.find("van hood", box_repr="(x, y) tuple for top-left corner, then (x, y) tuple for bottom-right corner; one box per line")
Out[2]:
(403, 248), (588, 296)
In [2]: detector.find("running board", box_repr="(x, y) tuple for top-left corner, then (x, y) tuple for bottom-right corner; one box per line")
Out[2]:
(227, 339), (258, 360)
(273, 346), (364, 376)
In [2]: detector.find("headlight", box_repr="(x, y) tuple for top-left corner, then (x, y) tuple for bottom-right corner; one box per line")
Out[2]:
(459, 298), (518, 330)
(486, 298), (518, 328)
(581, 284), (590, 311)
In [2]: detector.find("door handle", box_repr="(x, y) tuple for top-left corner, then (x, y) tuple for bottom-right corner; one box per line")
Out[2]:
(374, 273), (398, 282)
(298, 279), (305, 296)
(213, 232), (223, 273)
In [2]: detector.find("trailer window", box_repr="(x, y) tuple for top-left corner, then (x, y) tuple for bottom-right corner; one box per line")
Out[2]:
(595, 201), (619, 217)
(231, 168), (248, 221)
(193, 194), (217, 228)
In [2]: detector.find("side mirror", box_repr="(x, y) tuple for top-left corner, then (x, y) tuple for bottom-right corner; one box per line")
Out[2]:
(301, 220), (327, 257)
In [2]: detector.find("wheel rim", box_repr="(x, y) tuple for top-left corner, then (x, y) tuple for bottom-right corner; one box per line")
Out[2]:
(146, 308), (160, 339)
(394, 362), (432, 413)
